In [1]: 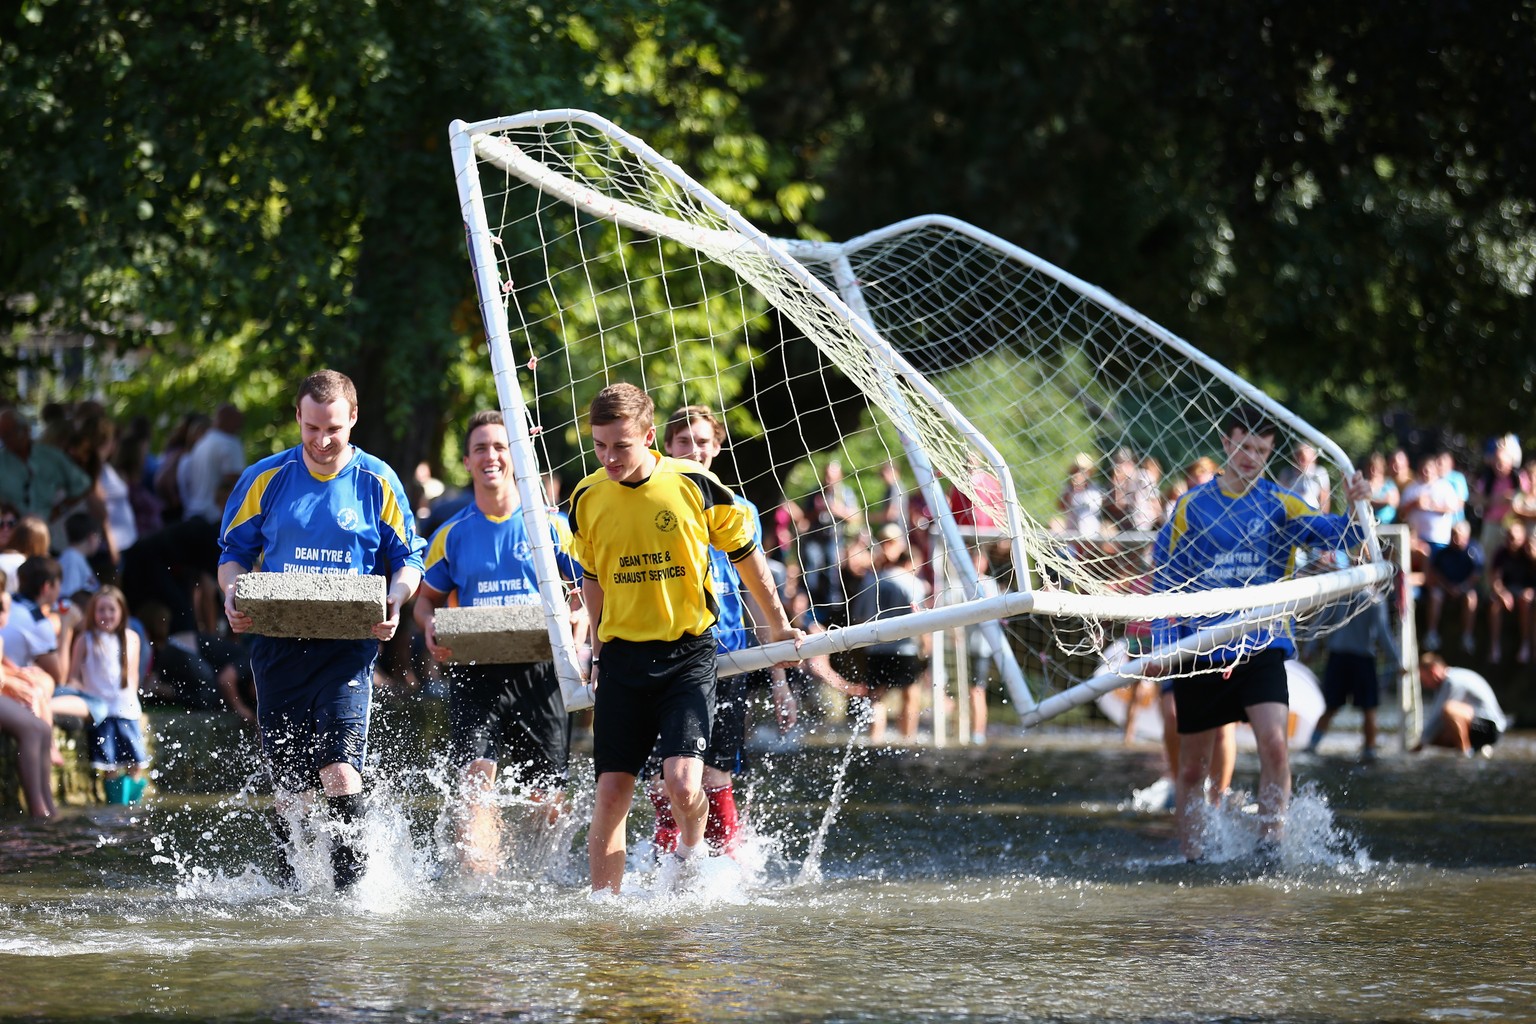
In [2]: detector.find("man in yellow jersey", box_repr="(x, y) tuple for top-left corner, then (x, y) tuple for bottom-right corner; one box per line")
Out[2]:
(567, 383), (802, 895)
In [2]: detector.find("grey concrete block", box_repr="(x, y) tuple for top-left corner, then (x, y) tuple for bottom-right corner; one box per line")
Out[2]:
(235, 572), (386, 640)
(434, 603), (552, 664)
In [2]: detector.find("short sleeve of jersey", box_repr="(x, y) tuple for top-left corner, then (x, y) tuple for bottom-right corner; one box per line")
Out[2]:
(699, 478), (755, 563)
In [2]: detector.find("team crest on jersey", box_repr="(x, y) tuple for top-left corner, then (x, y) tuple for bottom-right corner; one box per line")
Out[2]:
(654, 510), (678, 532)
(513, 539), (532, 561)
(336, 508), (360, 531)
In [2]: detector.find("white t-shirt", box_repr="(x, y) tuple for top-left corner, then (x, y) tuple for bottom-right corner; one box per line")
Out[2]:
(0, 596), (58, 667)
(1421, 667), (1506, 745)
(1062, 483), (1105, 536)
(0, 551), (25, 593)
(1401, 479), (1458, 546)
(178, 428), (246, 522)
(100, 462), (137, 551)
(1282, 464), (1330, 510)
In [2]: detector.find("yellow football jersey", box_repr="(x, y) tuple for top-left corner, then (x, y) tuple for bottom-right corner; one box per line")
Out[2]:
(568, 454), (756, 643)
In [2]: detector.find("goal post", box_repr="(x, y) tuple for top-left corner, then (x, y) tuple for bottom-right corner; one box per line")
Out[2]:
(447, 108), (1394, 728)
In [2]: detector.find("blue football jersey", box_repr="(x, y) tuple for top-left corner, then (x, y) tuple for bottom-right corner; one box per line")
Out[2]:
(1152, 476), (1365, 662)
(219, 445), (425, 578)
(710, 494), (763, 654)
(422, 503), (579, 606)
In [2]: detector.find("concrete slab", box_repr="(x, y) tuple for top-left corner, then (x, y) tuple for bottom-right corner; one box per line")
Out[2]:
(235, 572), (386, 640)
(434, 603), (552, 664)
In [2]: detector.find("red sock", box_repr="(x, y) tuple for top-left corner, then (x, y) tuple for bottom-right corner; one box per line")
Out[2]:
(648, 786), (679, 853)
(704, 784), (742, 856)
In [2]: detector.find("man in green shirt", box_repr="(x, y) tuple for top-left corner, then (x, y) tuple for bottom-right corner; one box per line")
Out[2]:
(0, 406), (92, 522)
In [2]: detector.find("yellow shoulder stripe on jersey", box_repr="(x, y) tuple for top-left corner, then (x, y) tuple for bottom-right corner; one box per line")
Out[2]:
(1277, 491), (1325, 520)
(1164, 490), (1195, 554)
(363, 468), (411, 543)
(423, 518), (457, 571)
(221, 464), (285, 539)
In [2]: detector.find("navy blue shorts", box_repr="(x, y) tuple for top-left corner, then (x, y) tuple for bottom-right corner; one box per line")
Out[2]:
(704, 668), (771, 775)
(448, 660), (570, 788)
(1172, 648), (1289, 735)
(250, 634), (377, 792)
(1322, 651), (1380, 710)
(90, 716), (150, 770)
(592, 634), (715, 778)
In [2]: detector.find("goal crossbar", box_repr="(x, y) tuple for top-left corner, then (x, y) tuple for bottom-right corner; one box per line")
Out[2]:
(718, 561), (1394, 695)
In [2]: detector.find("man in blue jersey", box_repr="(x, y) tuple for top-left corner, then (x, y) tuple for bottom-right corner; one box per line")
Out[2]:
(219, 370), (425, 890)
(1153, 406), (1370, 861)
(645, 405), (798, 857)
(412, 410), (581, 876)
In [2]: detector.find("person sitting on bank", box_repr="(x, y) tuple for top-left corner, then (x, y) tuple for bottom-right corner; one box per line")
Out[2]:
(1412, 653), (1507, 757)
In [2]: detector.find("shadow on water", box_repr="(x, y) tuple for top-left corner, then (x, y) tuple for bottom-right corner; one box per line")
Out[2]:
(4, 726), (1536, 1023)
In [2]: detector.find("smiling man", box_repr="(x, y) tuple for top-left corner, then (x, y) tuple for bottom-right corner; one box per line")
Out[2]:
(218, 369), (425, 890)
(566, 383), (800, 895)
(412, 410), (582, 875)
(1153, 404), (1371, 862)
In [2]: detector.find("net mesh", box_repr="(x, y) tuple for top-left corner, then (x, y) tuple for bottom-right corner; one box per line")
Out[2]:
(456, 112), (1390, 715)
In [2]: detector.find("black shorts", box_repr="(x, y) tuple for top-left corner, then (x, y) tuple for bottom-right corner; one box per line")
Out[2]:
(592, 633), (716, 777)
(1172, 648), (1289, 735)
(447, 660), (570, 788)
(1469, 718), (1502, 750)
(866, 652), (927, 693)
(1321, 651), (1380, 711)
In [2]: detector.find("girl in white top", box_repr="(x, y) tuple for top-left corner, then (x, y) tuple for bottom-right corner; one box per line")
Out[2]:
(67, 586), (150, 802)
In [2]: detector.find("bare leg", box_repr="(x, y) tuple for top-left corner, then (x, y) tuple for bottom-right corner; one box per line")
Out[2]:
(867, 695), (889, 743)
(1209, 723), (1237, 801)
(1118, 684), (1139, 744)
(457, 757), (501, 876)
(1310, 708), (1339, 751)
(0, 698), (56, 818)
(1174, 727), (1217, 860)
(1159, 691), (1180, 779)
(1361, 708), (1378, 755)
(898, 681), (922, 740)
(1436, 701), (1476, 753)
(589, 770), (637, 893)
(969, 684), (988, 741)
(662, 755), (706, 850)
(1246, 702), (1292, 843)
(215, 664), (257, 724)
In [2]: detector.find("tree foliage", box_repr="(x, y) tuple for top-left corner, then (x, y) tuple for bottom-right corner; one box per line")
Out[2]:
(1, 0), (797, 473)
(727, 0), (1536, 446)
(5, 0), (1534, 476)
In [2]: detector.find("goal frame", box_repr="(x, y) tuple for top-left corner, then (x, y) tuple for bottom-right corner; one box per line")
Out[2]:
(447, 108), (1393, 724)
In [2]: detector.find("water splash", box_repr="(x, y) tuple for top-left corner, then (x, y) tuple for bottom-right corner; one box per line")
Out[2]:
(151, 751), (592, 907)
(1183, 781), (1373, 873)
(795, 701), (872, 885)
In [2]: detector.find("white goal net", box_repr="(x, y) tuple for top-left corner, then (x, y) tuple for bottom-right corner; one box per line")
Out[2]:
(448, 108), (1393, 725)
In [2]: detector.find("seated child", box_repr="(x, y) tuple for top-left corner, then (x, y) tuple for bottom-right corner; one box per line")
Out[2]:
(67, 586), (151, 804)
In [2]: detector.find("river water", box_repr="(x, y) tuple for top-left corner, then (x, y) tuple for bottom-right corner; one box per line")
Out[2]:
(3, 726), (1534, 1023)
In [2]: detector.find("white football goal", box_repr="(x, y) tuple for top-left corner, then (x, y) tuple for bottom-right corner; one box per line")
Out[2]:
(448, 108), (1394, 724)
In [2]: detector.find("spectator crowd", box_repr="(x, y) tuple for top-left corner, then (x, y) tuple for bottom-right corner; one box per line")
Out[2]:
(3, 394), (1530, 820)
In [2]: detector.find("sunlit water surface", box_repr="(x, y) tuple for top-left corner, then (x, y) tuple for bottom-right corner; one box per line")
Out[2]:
(4, 729), (1534, 1023)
